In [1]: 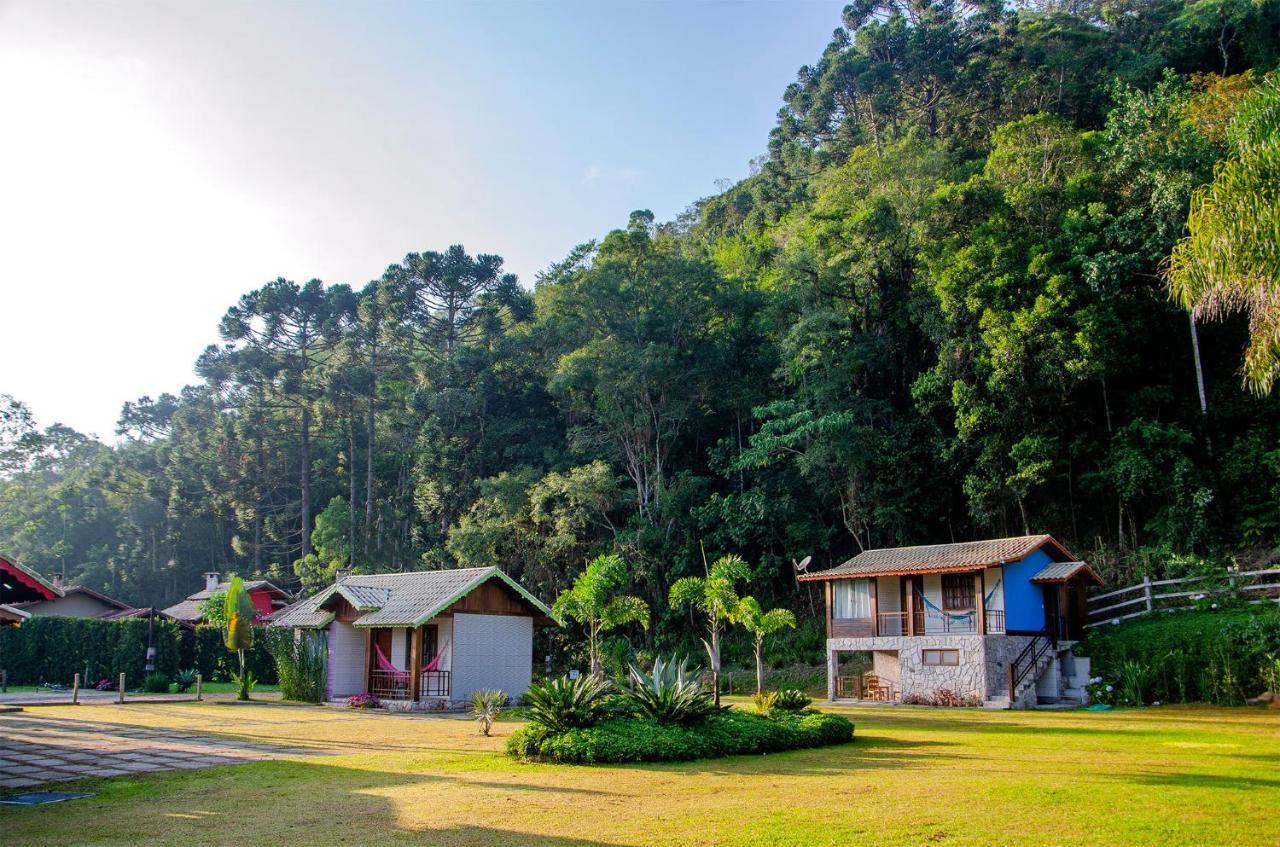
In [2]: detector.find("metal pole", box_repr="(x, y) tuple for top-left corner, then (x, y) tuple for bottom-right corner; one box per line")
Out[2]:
(145, 609), (156, 673)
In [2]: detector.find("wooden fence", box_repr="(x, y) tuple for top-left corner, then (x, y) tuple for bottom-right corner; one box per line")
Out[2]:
(1085, 567), (1280, 627)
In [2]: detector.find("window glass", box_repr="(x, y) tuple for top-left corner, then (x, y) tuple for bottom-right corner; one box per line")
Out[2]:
(922, 648), (959, 666)
(942, 574), (975, 610)
(833, 580), (871, 618)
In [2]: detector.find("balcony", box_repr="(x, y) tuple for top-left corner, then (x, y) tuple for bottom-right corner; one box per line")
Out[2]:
(831, 608), (1006, 638)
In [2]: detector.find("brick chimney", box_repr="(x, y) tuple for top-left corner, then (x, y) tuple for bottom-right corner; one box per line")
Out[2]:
(204, 571), (221, 593)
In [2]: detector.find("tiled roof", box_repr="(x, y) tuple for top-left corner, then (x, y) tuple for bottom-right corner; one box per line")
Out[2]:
(160, 579), (291, 622)
(0, 554), (63, 599)
(272, 567), (552, 629)
(799, 535), (1075, 581)
(269, 595), (335, 629)
(0, 602), (31, 623)
(1031, 561), (1102, 584)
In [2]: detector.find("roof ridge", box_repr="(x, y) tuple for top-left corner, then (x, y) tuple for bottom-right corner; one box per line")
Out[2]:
(855, 534), (1048, 555)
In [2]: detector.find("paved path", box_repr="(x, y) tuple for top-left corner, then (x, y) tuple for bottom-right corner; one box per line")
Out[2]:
(0, 713), (316, 791)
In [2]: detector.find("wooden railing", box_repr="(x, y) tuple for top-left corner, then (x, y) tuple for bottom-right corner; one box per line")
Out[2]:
(833, 608), (1006, 637)
(369, 669), (452, 700)
(368, 669), (409, 700)
(1085, 567), (1280, 628)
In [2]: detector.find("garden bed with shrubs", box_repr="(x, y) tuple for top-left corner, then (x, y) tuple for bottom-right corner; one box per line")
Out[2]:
(507, 656), (854, 764)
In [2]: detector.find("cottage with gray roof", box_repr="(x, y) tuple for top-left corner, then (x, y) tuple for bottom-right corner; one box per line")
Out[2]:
(273, 567), (554, 706)
(799, 535), (1101, 708)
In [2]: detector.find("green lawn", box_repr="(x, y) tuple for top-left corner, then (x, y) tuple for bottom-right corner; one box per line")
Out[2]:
(1, 700), (1277, 846)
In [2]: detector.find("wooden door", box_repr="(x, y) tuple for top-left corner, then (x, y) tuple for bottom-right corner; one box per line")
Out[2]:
(904, 576), (925, 635)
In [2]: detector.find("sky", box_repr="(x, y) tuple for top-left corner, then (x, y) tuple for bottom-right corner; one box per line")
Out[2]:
(0, 0), (844, 440)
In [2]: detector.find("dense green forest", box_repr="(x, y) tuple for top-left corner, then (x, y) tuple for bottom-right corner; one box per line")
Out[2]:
(3, 0), (1279, 649)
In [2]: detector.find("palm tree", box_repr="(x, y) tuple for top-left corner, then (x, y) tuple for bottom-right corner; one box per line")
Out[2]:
(223, 576), (256, 701)
(669, 552), (750, 707)
(552, 554), (649, 677)
(734, 596), (797, 695)
(1167, 76), (1280, 394)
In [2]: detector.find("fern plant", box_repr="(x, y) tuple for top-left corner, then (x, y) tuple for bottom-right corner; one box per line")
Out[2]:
(625, 654), (713, 724)
(522, 674), (613, 732)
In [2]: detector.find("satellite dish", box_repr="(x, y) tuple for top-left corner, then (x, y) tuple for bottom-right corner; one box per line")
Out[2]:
(794, 556), (812, 574)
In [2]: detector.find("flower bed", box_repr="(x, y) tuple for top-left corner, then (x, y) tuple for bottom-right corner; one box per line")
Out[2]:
(507, 708), (853, 764)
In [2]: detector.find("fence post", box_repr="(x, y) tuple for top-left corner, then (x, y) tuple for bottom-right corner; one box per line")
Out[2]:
(117, 672), (125, 704)
(73, 673), (80, 705)
(195, 673), (202, 702)
(1142, 576), (1154, 614)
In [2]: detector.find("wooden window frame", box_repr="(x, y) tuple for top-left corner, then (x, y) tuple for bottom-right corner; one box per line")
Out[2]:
(941, 574), (975, 611)
(921, 648), (960, 667)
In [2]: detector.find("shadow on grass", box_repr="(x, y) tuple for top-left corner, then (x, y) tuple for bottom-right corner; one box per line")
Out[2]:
(1128, 771), (1280, 791)
(1, 758), (630, 846)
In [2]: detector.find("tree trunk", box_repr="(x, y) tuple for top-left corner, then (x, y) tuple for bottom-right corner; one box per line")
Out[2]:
(1188, 314), (1213, 455)
(365, 399), (375, 558)
(237, 649), (248, 701)
(348, 413), (357, 570)
(301, 404), (312, 558)
(710, 626), (721, 708)
(755, 639), (765, 696)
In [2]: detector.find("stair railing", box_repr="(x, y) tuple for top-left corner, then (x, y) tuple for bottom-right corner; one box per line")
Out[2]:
(1007, 631), (1052, 703)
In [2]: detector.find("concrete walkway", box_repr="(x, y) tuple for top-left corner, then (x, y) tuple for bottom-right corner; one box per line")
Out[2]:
(0, 713), (315, 791)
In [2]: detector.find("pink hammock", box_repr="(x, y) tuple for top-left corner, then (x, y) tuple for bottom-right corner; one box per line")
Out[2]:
(374, 645), (408, 684)
(423, 648), (443, 673)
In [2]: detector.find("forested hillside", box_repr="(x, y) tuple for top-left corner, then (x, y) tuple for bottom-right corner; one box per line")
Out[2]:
(3, 0), (1279, 646)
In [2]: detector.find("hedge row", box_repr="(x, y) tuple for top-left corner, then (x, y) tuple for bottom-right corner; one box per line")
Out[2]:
(0, 617), (278, 687)
(507, 709), (854, 764)
(0, 616), (183, 686)
(1082, 607), (1280, 705)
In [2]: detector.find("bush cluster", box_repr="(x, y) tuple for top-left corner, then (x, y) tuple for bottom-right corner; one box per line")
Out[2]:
(508, 708), (854, 764)
(0, 616), (183, 685)
(1083, 608), (1280, 705)
(192, 625), (278, 685)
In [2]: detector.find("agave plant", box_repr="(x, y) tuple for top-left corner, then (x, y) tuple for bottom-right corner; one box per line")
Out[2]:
(522, 674), (613, 732)
(625, 654), (713, 724)
(472, 688), (508, 736)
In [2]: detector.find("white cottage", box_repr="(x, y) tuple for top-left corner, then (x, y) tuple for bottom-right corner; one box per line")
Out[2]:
(273, 567), (554, 706)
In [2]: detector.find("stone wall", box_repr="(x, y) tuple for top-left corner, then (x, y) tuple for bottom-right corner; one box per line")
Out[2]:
(829, 634), (990, 701)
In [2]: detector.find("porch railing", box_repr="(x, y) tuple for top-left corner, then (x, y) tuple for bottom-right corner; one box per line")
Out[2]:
(833, 608), (1006, 637)
(368, 669), (410, 700)
(419, 670), (451, 699)
(368, 668), (452, 701)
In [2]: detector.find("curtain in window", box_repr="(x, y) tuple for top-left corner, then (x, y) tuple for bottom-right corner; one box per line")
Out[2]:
(833, 580), (871, 619)
(942, 574), (975, 610)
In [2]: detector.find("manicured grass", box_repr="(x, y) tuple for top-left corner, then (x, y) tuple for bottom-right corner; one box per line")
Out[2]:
(1, 699), (1276, 846)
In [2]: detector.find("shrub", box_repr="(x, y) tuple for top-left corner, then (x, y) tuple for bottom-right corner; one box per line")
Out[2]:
(752, 691), (779, 717)
(174, 668), (198, 693)
(142, 672), (171, 694)
(347, 693), (379, 709)
(472, 689), (508, 736)
(1083, 608), (1280, 704)
(508, 709), (854, 764)
(774, 688), (812, 711)
(0, 616), (182, 686)
(625, 654), (713, 724)
(522, 674), (613, 732)
(192, 625), (278, 684)
(1118, 661), (1150, 706)
(266, 629), (327, 703)
(902, 689), (981, 707)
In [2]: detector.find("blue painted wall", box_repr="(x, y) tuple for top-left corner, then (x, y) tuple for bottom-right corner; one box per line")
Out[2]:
(1002, 548), (1052, 632)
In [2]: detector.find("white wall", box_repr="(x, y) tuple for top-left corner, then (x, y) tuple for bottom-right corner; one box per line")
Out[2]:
(422, 616), (453, 671)
(922, 574), (943, 611)
(450, 613), (533, 703)
(326, 621), (366, 699)
(984, 566), (1005, 612)
(389, 626), (408, 669)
